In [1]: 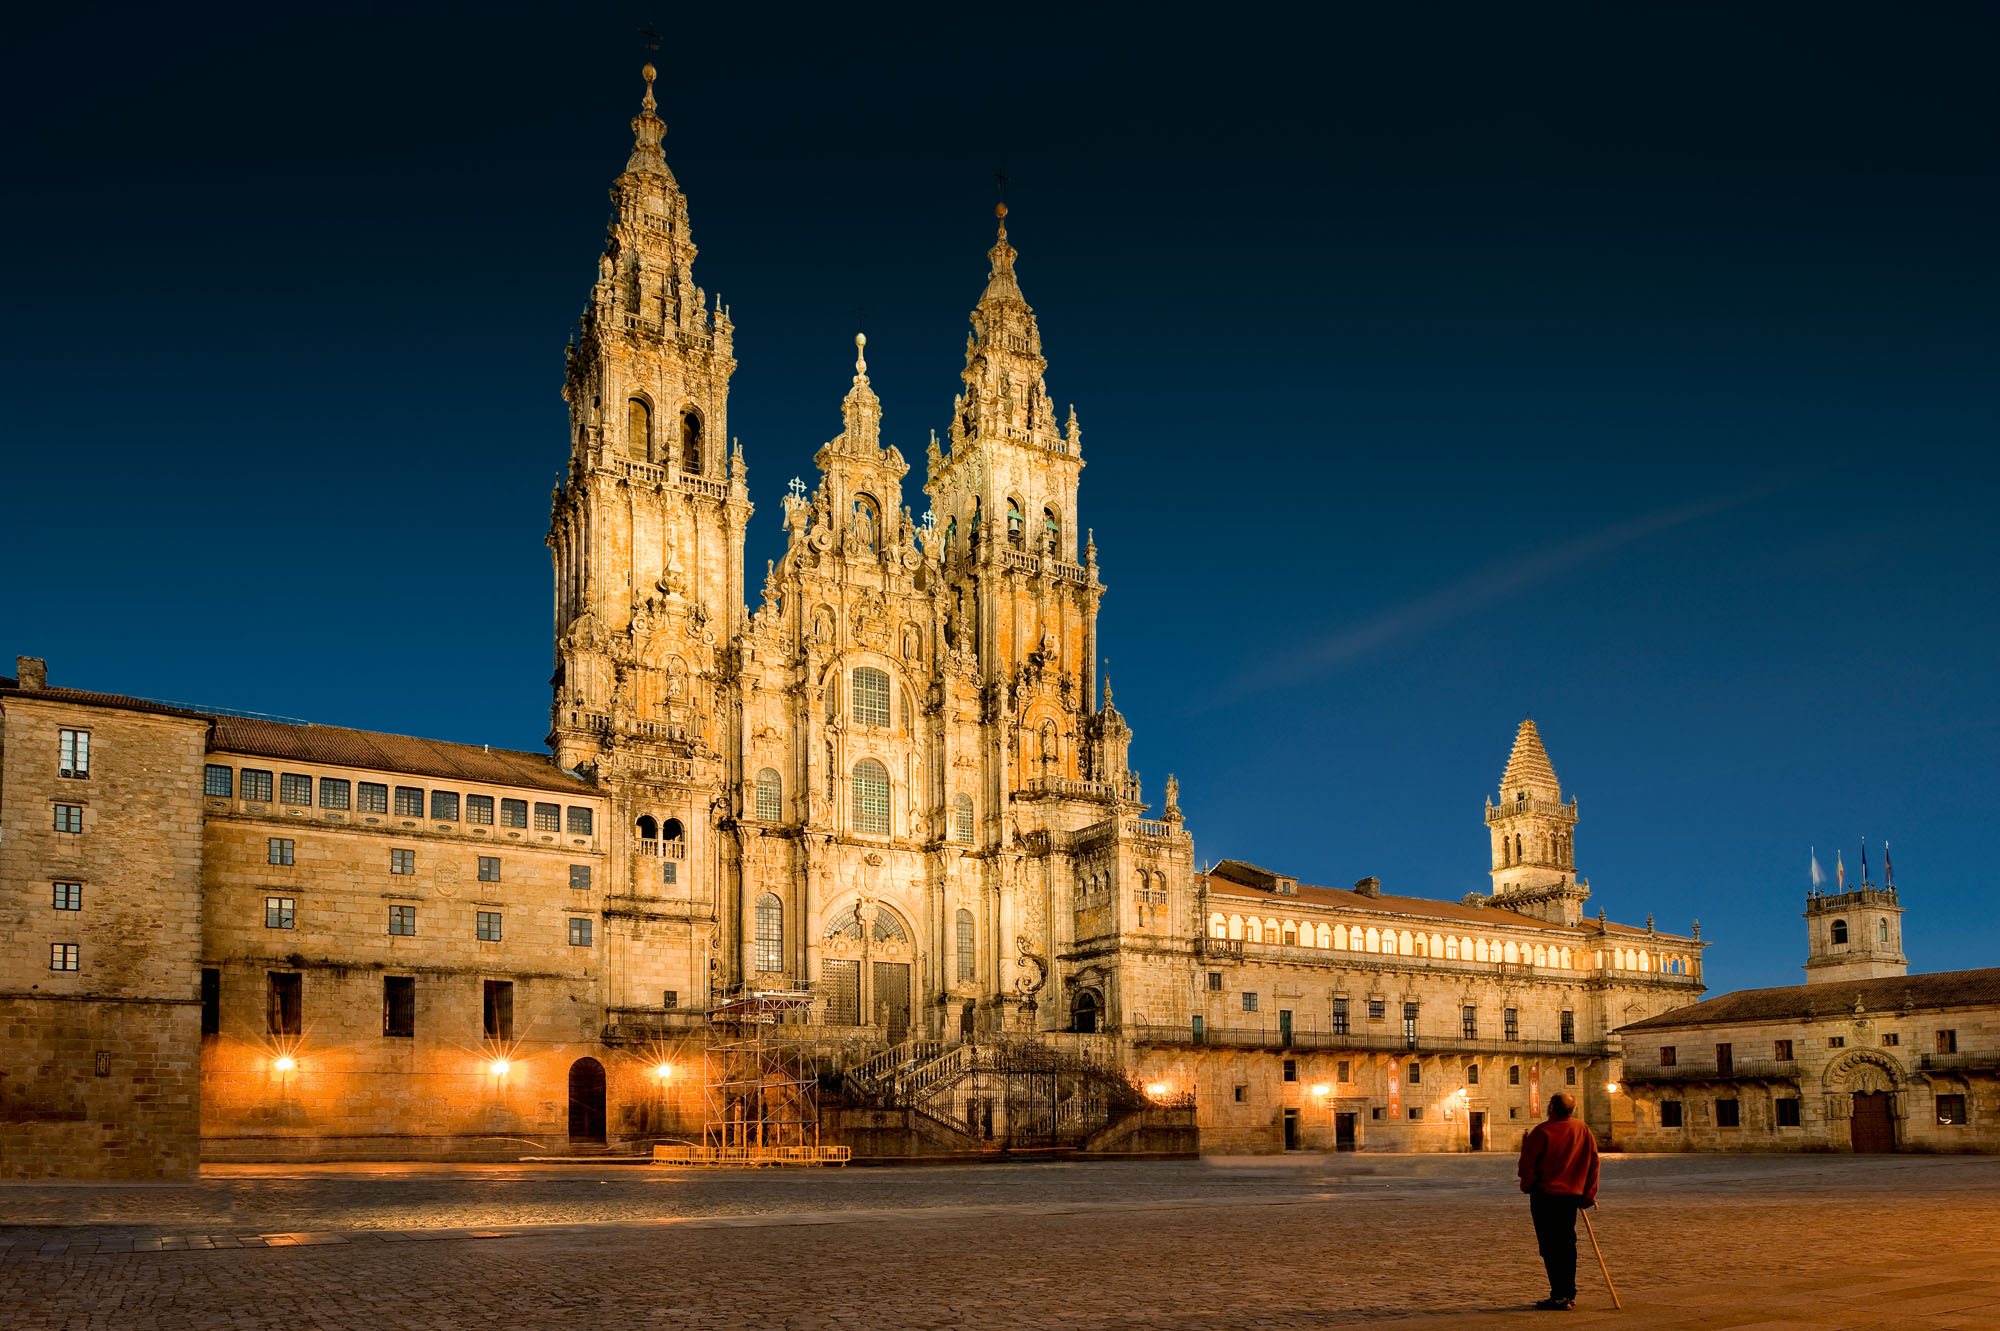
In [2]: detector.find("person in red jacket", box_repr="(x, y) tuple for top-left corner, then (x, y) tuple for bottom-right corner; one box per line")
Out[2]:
(1517, 1092), (1600, 1310)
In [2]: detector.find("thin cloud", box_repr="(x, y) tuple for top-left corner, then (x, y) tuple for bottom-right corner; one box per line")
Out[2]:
(1220, 485), (1775, 701)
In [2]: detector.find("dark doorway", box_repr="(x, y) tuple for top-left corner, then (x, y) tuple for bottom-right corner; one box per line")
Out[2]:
(1278, 1009), (1293, 1046)
(873, 961), (912, 1044)
(1469, 1111), (1486, 1152)
(1335, 1112), (1357, 1151)
(568, 1057), (607, 1143)
(1282, 1108), (1301, 1150)
(1850, 1092), (1895, 1153)
(959, 1004), (975, 1042)
(1072, 990), (1100, 1034)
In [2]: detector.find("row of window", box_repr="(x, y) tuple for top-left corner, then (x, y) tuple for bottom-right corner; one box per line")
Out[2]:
(262, 839), (592, 889)
(1660, 1031), (1959, 1068)
(1220, 987), (1577, 1045)
(234, 971), (521, 1041)
(752, 761), (975, 844)
(203, 765), (594, 834)
(259, 896), (593, 946)
(1652, 1095), (1968, 1129)
(748, 899), (978, 982)
(1260, 1057), (1576, 1090)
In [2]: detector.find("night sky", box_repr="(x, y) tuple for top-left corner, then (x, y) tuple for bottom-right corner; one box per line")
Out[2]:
(6, 5), (1995, 993)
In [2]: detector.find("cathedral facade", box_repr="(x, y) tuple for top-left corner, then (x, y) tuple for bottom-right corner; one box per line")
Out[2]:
(3, 68), (1724, 1176)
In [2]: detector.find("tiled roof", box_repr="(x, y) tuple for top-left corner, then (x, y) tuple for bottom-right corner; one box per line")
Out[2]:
(1617, 968), (2000, 1033)
(1203, 861), (1687, 941)
(208, 715), (595, 795)
(1, 679), (214, 724)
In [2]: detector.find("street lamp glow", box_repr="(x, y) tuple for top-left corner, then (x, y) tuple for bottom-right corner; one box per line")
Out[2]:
(1605, 1081), (1620, 1094)
(273, 1055), (296, 1073)
(652, 1062), (675, 1081)
(1145, 1081), (1171, 1098)
(1310, 1083), (1331, 1097)
(489, 1058), (511, 1076)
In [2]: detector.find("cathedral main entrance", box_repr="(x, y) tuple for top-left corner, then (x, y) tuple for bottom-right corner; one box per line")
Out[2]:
(1850, 1092), (1896, 1152)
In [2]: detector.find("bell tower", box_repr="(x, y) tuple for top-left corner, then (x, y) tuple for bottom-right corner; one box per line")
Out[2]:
(1804, 865), (1908, 984)
(1486, 718), (1588, 925)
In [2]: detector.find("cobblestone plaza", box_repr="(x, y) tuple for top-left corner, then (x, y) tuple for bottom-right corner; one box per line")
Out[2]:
(5, 1155), (1998, 1329)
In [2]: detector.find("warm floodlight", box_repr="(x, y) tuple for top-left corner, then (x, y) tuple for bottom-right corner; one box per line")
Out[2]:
(652, 1063), (675, 1081)
(1310, 1083), (1331, 1097)
(1605, 1081), (1620, 1094)
(273, 1055), (297, 1073)
(489, 1059), (512, 1076)
(1145, 1081), (1171, 1098)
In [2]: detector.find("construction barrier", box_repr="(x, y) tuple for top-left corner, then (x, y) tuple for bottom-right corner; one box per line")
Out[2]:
(651, 1143), (851, 1167)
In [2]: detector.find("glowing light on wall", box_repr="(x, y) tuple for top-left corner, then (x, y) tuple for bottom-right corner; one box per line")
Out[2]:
(1605, 1082), (1620, 1094)
(1145, 1081), (1172, 1099)
(1310, 1083), (1331, 1097)
(652, 1063), (675, 1081)
(489, 1059), (512, 1077)
(273, 1056), (297, 1073)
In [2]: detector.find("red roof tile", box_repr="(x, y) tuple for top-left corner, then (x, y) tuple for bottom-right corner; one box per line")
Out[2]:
(1617, 968), (2000, 1032)
(208, 715), (594, 794)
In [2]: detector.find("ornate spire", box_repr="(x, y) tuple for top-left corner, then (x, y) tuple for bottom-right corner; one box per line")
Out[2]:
(626, 62), (670, 176)
(977, 203), (1026, 310)
(837, 333), (882, 450)
(1499, 717), (1562, 803)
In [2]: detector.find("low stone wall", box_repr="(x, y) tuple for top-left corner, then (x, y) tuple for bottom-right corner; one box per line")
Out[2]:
(0, 997), (201, 1180)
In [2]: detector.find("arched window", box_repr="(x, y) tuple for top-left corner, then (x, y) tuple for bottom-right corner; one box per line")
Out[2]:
(1399, 930), (1414, 956)
(636, 814), (659, 841)
(1534, 945), (1548, 967)
(1316, 923), (1331, 949)
(1503, 941), (1519, 964)
(680, 409), (702, 473)
(754, 768), (782, 822)
(951, 792), (974, 843)
(1042, 506), (1061, 553)
(1445, 936), (1460, 960)
(852, 667), (890, 727)
(628, 398), (652, 457)
(1228, 914), (1244, 940)
(1281, 924), (1297, 947)
(1246, 918), (1263, 944)
(1006, 497), (1025, 548)
(956, 908), (976, 982)
(851, 759), (889, 834)
(851, 494), (880, 553)
(872, 908), (908, 944)
(1830, 918), (1849, 944)
(1878, 918), (1890, 943)
(1515, 833), (1524, 861)
(1209, 913), (1228, 940)
(1429, 933), (1444, 959)
(1500, 837), (1510, 866)
(754, 892), (784, 973)
(970, 497), (982, 541)
(1365, 927), (1381, 953)
(1474, 939), (1489, 962)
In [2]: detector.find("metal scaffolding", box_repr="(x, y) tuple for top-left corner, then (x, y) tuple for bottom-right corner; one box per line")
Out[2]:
(673, 983), (844, 1166)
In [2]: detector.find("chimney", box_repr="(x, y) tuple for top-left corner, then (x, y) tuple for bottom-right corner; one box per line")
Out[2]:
(15, 656), (48, 690)
(1354, 876), (1381, 898)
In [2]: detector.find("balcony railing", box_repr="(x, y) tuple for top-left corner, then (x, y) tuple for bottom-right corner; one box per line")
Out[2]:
(1618, 1059), (1803, 1086)
(637, 838), (688, 860)
(1132, 1024), (1603, 1058)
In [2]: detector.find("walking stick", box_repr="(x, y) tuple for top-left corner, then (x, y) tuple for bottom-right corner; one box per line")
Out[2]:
(1581, 1207), (1622, 1310)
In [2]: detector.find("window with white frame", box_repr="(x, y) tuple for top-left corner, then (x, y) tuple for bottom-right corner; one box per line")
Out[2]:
(754, 893), (783, 972)
(951, 793), (974, 843)
(755, 768), (782, 822)
(852, 759), (890, 834)
(52, 881), (82, 911)
(58, 729), (89, 778)
(51, 943), (80, 971)
(852, 667), (890, 727)
(265, 897), (296, 929)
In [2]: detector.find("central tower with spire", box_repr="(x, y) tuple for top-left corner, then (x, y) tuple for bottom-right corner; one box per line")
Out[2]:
(1486, 719), (1588, 924)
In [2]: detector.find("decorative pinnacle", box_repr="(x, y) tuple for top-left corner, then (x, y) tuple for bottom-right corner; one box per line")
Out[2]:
(854, 332), (868, 377)
(642, 62), (657, 113)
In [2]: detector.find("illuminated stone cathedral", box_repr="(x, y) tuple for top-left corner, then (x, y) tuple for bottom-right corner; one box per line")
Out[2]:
(2, 67), (1722, 1176)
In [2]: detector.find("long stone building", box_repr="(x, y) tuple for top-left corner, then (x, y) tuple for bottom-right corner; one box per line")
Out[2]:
(2, 65), (1708, 1177)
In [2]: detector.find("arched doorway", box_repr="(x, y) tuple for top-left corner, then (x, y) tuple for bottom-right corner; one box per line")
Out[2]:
(1072, 989), (1101, 1034)
(568, 1057), (606, 1143)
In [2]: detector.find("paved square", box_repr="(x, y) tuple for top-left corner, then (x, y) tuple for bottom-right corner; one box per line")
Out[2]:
(4, 1155), (1998, 1329)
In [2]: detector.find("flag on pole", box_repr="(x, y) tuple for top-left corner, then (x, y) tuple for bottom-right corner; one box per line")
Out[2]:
(1885, 841), (1895, 888)
(1861, 837), (1869, 885)
(1836, 850), (1846, 891)
(1810, 848), (1826, 893)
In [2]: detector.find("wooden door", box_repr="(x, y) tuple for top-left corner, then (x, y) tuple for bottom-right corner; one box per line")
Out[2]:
(1335, 1112), (1357, 1150)
(1282, 1108), (1300, 1150)
(1850, 1092), (1895, 1152)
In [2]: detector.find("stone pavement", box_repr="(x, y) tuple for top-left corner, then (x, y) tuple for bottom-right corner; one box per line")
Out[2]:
(3, 1155), (1999, 1329)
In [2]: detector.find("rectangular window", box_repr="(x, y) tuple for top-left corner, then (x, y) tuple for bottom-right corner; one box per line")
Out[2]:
(1403, 1002), (1419, 1049)
(201, 968), (220, 1036)
(1282, 1059), (1298, 1082)
(1660, 1099), (1684, 1128)
(1881, 1032), (1899, 1047)
(264, 896), (296, 929)
(1564, 1066), (1576, 1086)
(852, 668), (891, 727)
(1206, 970), (1223, 992)
(280, 772), (313, 806)
(466, 794), (495, 825)
(569, 918), (593, 947)
(1407, 1061), (1422, 1085)
(476, 910), (503, 942)
(1241, 992), (1259, 1013)
(1337, 1059), (1351, 1083)
(50, 942), (80, 971)
(500, 798), (528, 829)
(1774, 1039), (1794, 1061)
(390, 848), (415, 875)
(358, 781), (389, 814)
(1560, 1010), (1575, 1044)
(482, 979), (513, 1040)
(1716, 1042), (1734, 1075)
(1776, 1098), (1802, 1127)
(570, 864), (592, 890)
(268, 838), (294, 866)
(1508, 1065), (1520, 1085)
(1937, 1030), (1958, 1054)
(394, 786), (424, 817)
(533, 802), (561, 832)
(477, 856), (502, 883)
(52, 881), (83, 911)
(956, 912), (975, 982)
(54, 803), (84, 833)
(1937, 1093), (1968, 1126)
(1461, 1005), (1478, 1039)
(388, 905), (417, 936)
(1331, 997), (1351, 1034)
(1828, 1035), (1846, 1049)
(1468, 1063), (1481, 1085)
(204, 764), (234, 797)
(267, 972), (302, 1035)
(1368, 998), (1385, 1021)
(663, 990), (678, 1010)
(1407, 1107), (1424, 1121)
(567, 806), (594, 835)
(1504, 1007), (1520, 1040)
(663, 861), (677, 885)
(383, 976), (415, 1037)
(319, 777), (351, 810)
(1233, 1085), (1247, 1103)
(430, 790), (459, 821)
(59, 728), (90, 778)
(241, 768), (274, 802)
(1715, 1097), (1741, 1128)
(1660, 1045), (1678, 1067)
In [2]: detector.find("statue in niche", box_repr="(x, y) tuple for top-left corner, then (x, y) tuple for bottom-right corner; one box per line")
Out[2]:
(851, 497), (878, 555)
(1039, 720), (1058, 766)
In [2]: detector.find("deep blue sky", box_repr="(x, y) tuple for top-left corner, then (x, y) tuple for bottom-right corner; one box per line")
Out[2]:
(6, 5), (1995, 994)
